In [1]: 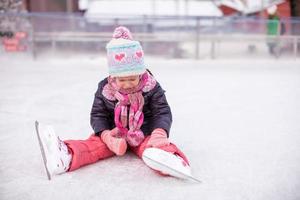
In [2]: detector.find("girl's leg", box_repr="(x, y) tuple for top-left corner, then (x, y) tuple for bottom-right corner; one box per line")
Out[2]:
(130, 136), (190, 165)
(64, 134), (115, 171)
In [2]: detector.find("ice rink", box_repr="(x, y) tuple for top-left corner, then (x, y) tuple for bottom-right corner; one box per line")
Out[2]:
(0, 55), (300, 200)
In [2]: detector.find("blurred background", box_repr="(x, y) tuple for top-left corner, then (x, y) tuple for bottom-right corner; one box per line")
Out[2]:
(0, 0), (299, 59)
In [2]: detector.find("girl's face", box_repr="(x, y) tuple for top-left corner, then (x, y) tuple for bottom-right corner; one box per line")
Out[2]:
(115, 75), (140, 90)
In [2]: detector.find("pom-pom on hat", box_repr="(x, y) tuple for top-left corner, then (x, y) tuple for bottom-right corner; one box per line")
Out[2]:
(106, 26), (146, 77)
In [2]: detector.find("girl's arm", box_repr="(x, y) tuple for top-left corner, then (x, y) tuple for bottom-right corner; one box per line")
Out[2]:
(149, 83), (172, 137)
(90, 83), (112, 135)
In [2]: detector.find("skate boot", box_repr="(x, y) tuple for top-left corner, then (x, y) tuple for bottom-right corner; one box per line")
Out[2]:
(35, 121), (72, 180)
(142, 148), (201, 182)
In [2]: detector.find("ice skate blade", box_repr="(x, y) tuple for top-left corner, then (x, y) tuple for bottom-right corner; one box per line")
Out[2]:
(35, 120), (52, 180)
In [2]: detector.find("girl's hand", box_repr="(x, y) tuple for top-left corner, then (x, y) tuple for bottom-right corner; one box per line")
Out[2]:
(146, 128), (170, 148)
(101, 129), (127, 156)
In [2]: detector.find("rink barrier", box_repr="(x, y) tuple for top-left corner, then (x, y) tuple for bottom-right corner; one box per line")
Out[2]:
(0, 13), (300, 59)
(30, 32), (300, 59)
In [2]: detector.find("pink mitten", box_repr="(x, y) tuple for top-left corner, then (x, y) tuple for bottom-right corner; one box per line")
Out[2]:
(101, 128), (127, 156)
(146, 128), (170, 148)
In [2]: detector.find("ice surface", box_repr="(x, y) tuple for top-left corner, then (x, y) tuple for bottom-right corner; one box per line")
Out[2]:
(0, 55), (300, 200)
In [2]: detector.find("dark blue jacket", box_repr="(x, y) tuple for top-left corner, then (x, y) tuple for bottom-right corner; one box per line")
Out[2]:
(90, 78), (172, 137)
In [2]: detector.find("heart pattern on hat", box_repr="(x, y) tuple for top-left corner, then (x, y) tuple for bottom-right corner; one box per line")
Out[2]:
(136, 51), (143, 58)
(115, 53), (125, 61)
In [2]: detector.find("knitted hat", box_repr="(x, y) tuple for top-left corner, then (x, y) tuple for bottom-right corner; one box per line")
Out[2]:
(106, 26), (146, 77)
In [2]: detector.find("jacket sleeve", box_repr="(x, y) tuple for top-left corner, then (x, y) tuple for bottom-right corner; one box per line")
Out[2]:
(149, 83), (172, 137)
(90, 81), (112, 134)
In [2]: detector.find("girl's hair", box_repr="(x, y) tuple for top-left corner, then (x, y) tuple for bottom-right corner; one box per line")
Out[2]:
(146, 69), (153, 76)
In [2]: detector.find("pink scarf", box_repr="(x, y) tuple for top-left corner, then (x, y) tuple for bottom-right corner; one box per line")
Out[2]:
(102, 72), (156, 146)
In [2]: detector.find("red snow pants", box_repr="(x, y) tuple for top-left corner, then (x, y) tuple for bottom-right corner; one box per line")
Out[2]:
(64, 134), (189, 172)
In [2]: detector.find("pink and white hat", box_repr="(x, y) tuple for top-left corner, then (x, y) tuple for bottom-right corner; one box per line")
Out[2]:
(106, 26), (146, 77)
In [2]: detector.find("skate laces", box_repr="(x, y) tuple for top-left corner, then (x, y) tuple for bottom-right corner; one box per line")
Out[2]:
(56, 136), (71, 171)
(57, 136), (69, 154)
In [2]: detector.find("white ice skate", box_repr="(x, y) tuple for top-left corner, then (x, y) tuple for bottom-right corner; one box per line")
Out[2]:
(35, 121), (71, 180)
(142, 148), (201, 183)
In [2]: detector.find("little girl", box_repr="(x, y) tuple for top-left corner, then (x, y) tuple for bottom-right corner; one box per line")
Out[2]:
(37, 26), (191, 180)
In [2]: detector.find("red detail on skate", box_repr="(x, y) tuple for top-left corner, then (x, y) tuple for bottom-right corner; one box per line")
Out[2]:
(156, 170), (169, 177)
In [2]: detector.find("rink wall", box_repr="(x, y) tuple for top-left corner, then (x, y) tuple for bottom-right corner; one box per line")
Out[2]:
(0, 13), (300, 59)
